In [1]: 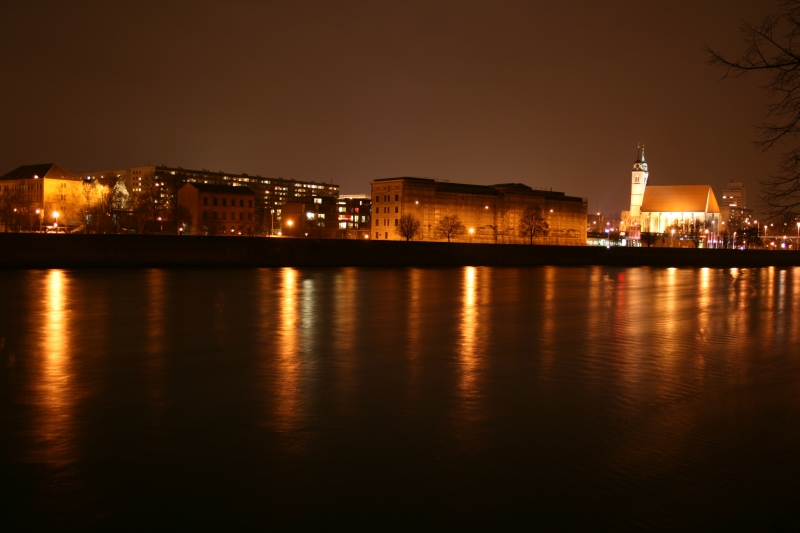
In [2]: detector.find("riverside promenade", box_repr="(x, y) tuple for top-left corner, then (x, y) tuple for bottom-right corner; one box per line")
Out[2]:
(2, 233), (800, 269)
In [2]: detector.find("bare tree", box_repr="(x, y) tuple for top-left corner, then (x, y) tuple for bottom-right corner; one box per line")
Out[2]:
(131, 171), (158, 233)
(434, 214), (466, 242)
(395, 213), (422, 241)
(640, 232), (658, 247)
(706, 1), (800, 213)
(518, 205), (550, 244)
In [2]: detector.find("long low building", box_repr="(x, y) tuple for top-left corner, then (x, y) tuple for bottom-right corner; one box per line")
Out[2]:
(370, 177), (587, 245)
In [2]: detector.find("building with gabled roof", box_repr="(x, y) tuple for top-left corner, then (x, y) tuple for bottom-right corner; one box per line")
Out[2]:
(177, 182), (256, 235)
(0, 164), (85, 231)
(623, 147), (722, 244)
(640, 185), (721, 234)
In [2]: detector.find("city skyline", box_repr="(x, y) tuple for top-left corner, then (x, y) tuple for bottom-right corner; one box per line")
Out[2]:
(0, 1), (781, 215)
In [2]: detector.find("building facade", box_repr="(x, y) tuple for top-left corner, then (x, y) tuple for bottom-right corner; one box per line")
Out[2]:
(120, 165), (339, 231)
(0, 164), (85, 231)
(369, 177), (587, 244)
(177, 183), (256, 236)
(640, 185), (722, 235)
(337, 194), (372, 232)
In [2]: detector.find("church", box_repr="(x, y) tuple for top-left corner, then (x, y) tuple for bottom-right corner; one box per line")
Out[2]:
(623, 146), (721, 246)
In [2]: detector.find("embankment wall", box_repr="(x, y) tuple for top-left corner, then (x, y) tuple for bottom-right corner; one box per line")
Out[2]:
(2, 234), (800, 269)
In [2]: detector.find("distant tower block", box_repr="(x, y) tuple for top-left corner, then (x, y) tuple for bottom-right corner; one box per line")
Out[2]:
(630, 144), (648, 228)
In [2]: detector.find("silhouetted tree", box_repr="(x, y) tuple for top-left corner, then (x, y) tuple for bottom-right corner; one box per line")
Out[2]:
(131, 171), (158, 233)
(434, 215), (466, 242)
(395, 214), (422, 241)
(736, 226), (763, 248)
(707, 1), (800, 214)
(640, 231), (658, 247)
(518, 205), (550, 244)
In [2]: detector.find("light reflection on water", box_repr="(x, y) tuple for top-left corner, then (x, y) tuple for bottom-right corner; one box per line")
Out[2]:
(3, 266), (800, 530)
(34, 270), (74, 467)
(274, 267), (302, 435)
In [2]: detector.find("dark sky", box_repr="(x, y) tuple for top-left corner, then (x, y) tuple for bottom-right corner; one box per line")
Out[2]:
(0, 0), (782, 213)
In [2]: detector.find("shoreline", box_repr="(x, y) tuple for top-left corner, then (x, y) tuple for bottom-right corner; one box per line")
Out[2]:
(1, 233), (800, 269)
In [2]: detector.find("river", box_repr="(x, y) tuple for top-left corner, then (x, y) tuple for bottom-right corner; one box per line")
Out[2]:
(2, 266), (800, 531)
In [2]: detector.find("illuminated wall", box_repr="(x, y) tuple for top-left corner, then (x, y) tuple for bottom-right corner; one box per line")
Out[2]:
(370, 177), (587, 245)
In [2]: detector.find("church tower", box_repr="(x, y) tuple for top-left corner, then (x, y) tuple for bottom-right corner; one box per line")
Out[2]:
(629, 144), (648, 230)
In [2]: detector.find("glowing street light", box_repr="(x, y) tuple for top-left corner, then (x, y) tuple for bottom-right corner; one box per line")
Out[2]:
(469, 227), (475, 243)
(53, 211), (59, 228)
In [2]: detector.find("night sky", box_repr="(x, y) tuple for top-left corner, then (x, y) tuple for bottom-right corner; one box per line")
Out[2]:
(0, 0), (781, 213)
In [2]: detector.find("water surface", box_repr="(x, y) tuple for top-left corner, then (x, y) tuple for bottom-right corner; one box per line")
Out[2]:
(2, 266), (800, 531)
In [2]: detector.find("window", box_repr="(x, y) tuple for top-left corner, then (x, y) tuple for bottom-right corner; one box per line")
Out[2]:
(203, 210), (207, 218)
(248, 213), (252, 221)
(239, 212), (243, 220)
(395, 206), (398, 213)
(223, 199), (227, 207)
(240, 199), (244, 207)
(248, 200), (253, 208)
(213, 211), (218, 219)
(213, 198), (218, 206)
(395, 194), (398, 201)
(376, 232), (379, 239)
(385, 232), (388, 238)
(232, 199), (236, 206)
(203, 197), (208, 205)
(223, 212), (227, 220)
(394, 218), (398, 226)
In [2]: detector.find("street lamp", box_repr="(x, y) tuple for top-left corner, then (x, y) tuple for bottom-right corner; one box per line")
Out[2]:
(35, 208), (41, 232)
(469, 227), (474, 243)
(53, 211), (59, 230)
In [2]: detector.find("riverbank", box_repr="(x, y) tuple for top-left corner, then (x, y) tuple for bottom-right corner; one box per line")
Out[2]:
(2, 233), (800, 268)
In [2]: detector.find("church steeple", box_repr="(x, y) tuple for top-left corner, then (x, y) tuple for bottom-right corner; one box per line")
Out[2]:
(629, 144), (649, 234)
(633, 143), (647, 172)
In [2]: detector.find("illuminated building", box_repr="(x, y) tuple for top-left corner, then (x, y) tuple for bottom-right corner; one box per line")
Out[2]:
(124, 165), (339, 229)
(0, 164), (84, 231)
(719, 180), (753, 230)
(369, 177), (587, 244)
(177, 183), (256, 236)
(622, 147), (721, 245)
(639, 185), (721, 234)
(280, 197), (339, 237)
(337, 194), (372, 231)
(627, 144), (649, 239)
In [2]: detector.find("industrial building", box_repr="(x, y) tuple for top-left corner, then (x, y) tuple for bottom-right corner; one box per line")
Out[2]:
(369, 177), (587, 244)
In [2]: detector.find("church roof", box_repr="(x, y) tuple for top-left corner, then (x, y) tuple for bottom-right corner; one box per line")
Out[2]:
(641, 185), (720, 214)
(0, 163), (79, 181)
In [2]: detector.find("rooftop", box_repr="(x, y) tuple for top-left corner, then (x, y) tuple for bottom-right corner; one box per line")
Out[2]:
(0, 164), (80, 181)
(641, 185), (721, 214)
